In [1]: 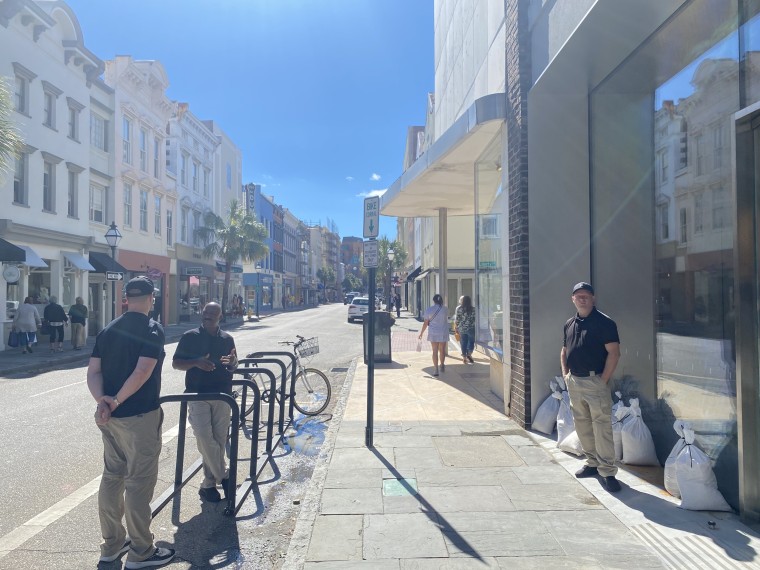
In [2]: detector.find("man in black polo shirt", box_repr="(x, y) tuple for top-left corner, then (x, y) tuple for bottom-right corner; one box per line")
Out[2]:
(88, 275), (175, 569)
(560, 282), (622, 493)
(173, 302), (237, 503)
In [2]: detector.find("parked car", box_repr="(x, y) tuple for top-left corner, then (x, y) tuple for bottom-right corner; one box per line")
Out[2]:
(347, 296), (371, 322)
(344, 291), (361, 304)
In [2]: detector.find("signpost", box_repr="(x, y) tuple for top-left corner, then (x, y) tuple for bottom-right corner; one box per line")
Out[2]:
(106, 271), (123, 281)
(363, 197), (380, 447)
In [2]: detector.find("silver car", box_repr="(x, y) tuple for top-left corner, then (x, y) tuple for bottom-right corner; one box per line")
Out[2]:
(347, 297), (370, 323)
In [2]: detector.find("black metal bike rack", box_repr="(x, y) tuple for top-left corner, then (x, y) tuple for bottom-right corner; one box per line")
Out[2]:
(234, 362), (278, 453)
(152, 393), (240, 516)
(245, 351), (298, 425)
(238, 355), (294, 434)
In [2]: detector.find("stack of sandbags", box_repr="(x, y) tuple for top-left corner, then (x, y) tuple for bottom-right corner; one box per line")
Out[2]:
(612, 405), (632, 461)
(621, 398), (659, 466)
(532, 379), (561, 435)
(664, 420), (690, 498)
(676, 427), (731, 511)
(555, 375), (584, 456)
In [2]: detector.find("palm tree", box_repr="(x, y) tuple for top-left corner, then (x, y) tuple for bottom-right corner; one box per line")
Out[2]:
(195, 199), (268, 316)
(377, 237), (408, 310)
(0, 78), (23, 177)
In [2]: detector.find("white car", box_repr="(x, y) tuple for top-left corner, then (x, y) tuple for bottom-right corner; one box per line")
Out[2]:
(347, 297), (371, 323)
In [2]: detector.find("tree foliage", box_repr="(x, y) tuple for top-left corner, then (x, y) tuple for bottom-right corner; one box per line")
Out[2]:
(0, 78), (23, 178)
(376, 237), (408, 307)
(195, 199), (268, 314)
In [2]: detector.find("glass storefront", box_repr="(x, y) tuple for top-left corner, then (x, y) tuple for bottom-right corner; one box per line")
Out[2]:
(475, 131), (505, 357)
(589, 0), (760, 509)
(180, 275), (209, 321)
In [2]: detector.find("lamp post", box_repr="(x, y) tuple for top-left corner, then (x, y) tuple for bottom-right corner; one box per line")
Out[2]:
(387, 249), (394, 312)
(255, 263), (261, 318)
(104, 221), (122, 321)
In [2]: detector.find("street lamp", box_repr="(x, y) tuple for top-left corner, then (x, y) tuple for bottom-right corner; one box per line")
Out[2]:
(387, 249), (394, 312)
(104, 221), (122, 321)
(255, 262), (261, 318)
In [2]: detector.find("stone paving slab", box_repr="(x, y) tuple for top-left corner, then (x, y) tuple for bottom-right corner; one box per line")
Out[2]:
(324, 468), (382, 489)
(363, 513), (448, 559)
(433, 435), (523, 467)
(320, 488), (384, 515)
(305, 515), (363, 562)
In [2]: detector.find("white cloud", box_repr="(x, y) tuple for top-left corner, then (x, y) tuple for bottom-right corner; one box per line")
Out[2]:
(356, 188), (387, 198)
(370, 173), (381, 181)
(346, 176), (354, 182)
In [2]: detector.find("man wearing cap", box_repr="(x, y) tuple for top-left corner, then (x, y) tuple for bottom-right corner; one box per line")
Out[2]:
(172, 302), (237, 503)
(560, 282), (622, 493)
(87, 276), (176, 569)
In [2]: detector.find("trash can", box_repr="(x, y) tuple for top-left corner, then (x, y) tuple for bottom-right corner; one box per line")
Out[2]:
(363, 311), (394, 364)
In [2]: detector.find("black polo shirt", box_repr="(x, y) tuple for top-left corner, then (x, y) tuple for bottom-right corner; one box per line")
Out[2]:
(92, 312), (165, 418)
(563, 307), (620, 376)
(174, 326), (236, 394)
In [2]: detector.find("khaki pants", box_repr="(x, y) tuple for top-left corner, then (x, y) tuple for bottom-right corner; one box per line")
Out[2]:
(71, 322), (86, 348)
(189, 400), (231, 488)
(98, 408), (163, 563)
(566, 373), (617, 477)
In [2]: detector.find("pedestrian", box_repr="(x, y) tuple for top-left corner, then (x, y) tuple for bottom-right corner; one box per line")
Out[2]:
(68, 296), (88, 350)
(560, 281), (622, 493)
(87, 276), (175, 569)
(394, 293), (401, 318)
(12, 297), (41, 354)
(43, 296), (68, 352)
(418, 294), (449, 377)
(455, 295), (476, 364)
(172, 302), (238, 503)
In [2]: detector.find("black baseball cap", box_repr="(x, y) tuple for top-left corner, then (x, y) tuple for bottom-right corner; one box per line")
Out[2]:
(572, 282), (594, 295)
(125, 276), (155, 297)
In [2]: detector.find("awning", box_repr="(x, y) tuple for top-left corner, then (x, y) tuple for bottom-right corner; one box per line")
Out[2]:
(406, 266), (422, 282)
(216, 261), (243, 273)
(0, 238), (25, 262)
(415, 269), (433, 282)
(381, 93), (506, 218)
(89, 251), (128, 274)
(63, 252), (95, 271)
(20, 246), (48, 268)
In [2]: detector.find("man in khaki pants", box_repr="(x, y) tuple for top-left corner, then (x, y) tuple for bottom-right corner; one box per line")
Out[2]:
(560, 282), (622, 493)
(88, 276), (175, 569)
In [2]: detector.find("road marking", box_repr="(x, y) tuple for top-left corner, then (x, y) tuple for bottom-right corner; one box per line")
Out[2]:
(0, 422), (182, 561)
(30, 380), (86, 398)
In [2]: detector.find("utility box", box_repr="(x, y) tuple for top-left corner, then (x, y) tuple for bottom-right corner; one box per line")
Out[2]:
(363, 311), (394, 364)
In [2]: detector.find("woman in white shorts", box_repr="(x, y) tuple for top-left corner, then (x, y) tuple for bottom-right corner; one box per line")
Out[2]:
(418, 294), (449, 376)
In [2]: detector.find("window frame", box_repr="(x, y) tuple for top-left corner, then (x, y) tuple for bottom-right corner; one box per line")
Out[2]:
(139, 188), (148, 232)
(89, 183), (106, 224)
(122, 116), (132, 164)
(123, 182), (133, 228)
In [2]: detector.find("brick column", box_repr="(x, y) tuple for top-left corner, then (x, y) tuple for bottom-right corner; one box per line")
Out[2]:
(505, 0), (531, 428)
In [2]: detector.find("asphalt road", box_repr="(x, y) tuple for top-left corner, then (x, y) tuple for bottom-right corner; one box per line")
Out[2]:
(0, 303), (363, 569)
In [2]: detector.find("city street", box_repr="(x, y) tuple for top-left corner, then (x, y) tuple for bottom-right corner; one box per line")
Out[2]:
(0, 303), (362, 569)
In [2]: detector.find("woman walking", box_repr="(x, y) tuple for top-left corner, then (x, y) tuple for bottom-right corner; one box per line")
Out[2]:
(455, 295), (476, 364)
(68, 296), (88, 350)
(12, 297), (41, 354)
(44, 296), (68, 352)
(418, 294), (449, 376)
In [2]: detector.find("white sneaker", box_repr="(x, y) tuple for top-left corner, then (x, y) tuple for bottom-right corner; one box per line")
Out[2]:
(125, 547), (176, 569)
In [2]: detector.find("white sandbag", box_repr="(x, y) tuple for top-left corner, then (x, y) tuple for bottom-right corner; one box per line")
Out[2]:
(558, 430), (585, 456)
(612, 405), (631, 462)
(556, 388), (575, 448)
(533, 380), (561, 435)
(611, 391), (625, 423)
(621, 398), (660, 466)
(676, 428), (731, 511)
(664, 420), (690, 498)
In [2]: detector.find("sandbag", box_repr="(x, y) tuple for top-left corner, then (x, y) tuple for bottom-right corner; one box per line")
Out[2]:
(611, 391), (625, 423)
(676, 428), (731, 511)
(533, 380), (561, 435)
(664, 420), (690, 498)
(621, 398), (659, 466)
(558, 429), (585, 456)
(555, 380), (575, 447)
(612, 405), (631, 462)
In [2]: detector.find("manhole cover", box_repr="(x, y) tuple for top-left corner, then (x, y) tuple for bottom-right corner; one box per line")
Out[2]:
(330, 367), (349, 372)
(383, 478), (418, 496)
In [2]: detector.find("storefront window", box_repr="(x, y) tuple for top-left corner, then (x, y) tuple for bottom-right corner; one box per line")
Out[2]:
(28, 268), (51, 304)
(475, 132), (504, 357)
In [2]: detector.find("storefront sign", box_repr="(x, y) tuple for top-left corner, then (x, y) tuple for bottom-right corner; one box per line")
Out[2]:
(185, 267), (203, 276)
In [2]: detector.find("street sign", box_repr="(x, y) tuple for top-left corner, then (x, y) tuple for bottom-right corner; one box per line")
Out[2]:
(363, 240), (378, 268)
(363, 196), (380, 238)
(106, 271), (123, 281)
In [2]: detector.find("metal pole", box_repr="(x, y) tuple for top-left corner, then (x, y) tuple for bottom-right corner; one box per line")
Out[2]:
(256, 274), (260, 318)
(110, 245), (116, 321)
(366, 265), (376, 448)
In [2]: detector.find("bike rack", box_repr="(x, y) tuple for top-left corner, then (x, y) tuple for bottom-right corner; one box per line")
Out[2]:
(234, 362), (278, 453)
(245, 351), (298, 426)
(152, 393), (240, 516)
(238, 355), (293, 434)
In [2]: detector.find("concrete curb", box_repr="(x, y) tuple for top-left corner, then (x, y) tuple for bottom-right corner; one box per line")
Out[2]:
(282, 355), (359, 570)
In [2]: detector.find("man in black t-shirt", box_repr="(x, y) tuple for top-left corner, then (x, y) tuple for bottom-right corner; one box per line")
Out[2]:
(88, 276), (175, 569)
(173, 302), (237, 503)
(560, 282), (622, 493)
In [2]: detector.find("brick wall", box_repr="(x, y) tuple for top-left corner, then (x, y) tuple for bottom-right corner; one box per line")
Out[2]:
(505, 0), (531, 428)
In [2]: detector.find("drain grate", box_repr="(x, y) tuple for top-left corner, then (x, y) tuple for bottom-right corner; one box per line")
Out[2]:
(330, 367), (349, 372)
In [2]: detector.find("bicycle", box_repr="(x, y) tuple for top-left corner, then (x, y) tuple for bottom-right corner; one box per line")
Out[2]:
(243, 335), (331, 416)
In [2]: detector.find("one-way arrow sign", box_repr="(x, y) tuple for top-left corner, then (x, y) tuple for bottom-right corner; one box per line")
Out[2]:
(106, 271), (123, 281)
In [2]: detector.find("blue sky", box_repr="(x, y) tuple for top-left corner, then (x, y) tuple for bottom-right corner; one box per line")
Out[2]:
(65, 0), (434, 240)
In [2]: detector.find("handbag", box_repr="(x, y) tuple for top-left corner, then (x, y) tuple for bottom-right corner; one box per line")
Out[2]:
(455, 331), (461, 342)
(8, 330), (19, 348)
(40, 320), (51, 335)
